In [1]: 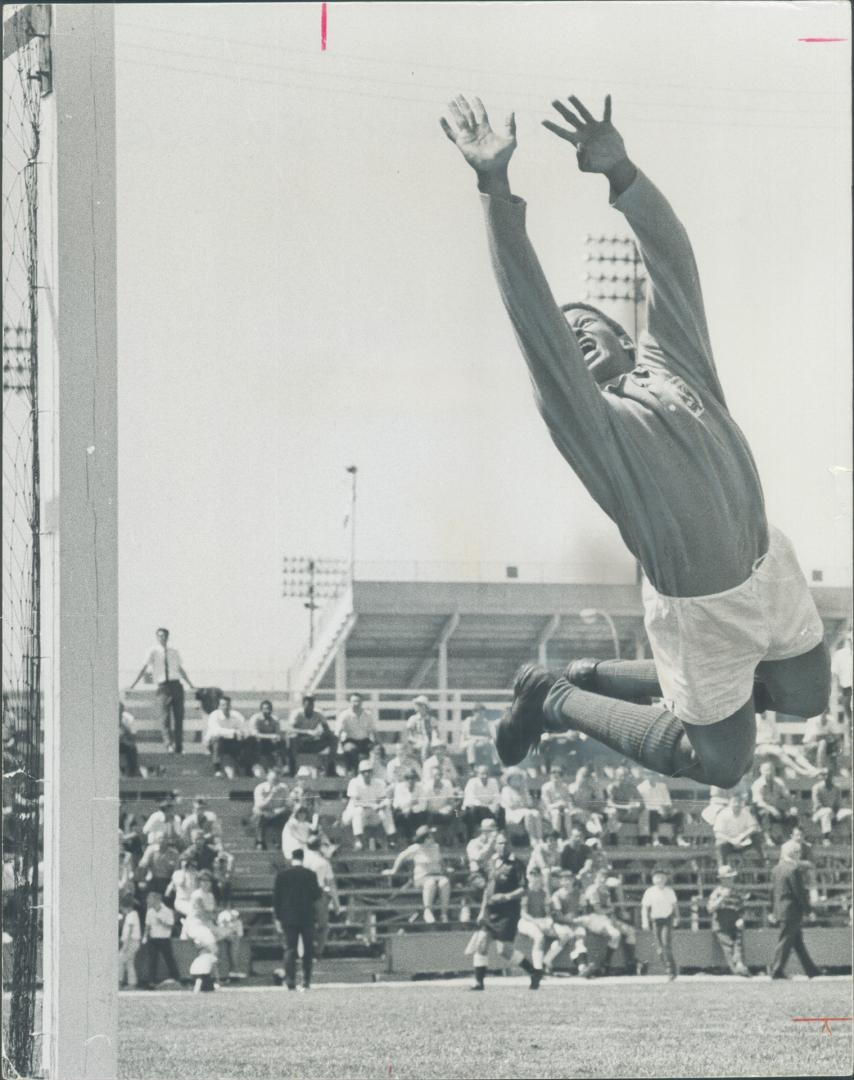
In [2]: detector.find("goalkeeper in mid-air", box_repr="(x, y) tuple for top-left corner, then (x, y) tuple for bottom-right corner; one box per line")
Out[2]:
(440, 92), (829, 789)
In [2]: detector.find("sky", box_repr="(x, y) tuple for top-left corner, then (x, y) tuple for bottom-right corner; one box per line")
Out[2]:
(113, 1), (852, 688)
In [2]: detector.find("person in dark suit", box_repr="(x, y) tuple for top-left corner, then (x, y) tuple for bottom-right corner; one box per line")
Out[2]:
(768, 839), (820, 979)
(272, 848), (322, 990)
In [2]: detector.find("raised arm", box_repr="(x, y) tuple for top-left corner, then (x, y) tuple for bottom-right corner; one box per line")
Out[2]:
(543, 94), (725, 404)
(440, 95), (623, 522)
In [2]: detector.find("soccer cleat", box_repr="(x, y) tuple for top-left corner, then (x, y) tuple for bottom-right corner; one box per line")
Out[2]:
(564, 657), (601, 690)
(529, 969), (543, 990)
(495, 664), (557, 766)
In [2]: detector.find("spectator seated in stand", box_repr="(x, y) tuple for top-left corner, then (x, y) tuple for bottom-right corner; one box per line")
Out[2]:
(252, 767), (291, 850)
(383, 824), (451, 924)
(712, 793), (764, 866)
(336, 693), (377, 775)
(404, 695), (438, 762)
(180, 798), (222, 845)
(422, 739), (459, 788)
(538, 730), (581, 775)
(119, 702), (142, 778)
(526, 832), (563, 894)
(559, 826), (594, 878)
(463, 816), (499, 924)
(384, 740), (422, 786)
(287, 694), (337, 778)
(342, 759), (396, 851)
(500, 768), (543, 845)
(539, 765), (580, 839)
(603, 765), (642, 846)
(203, 696), (246, 778)
(421, 767), (460, 844)
(751, 761), (799, 846)
(637, 770), (688, 847)
(142, 798), (183, 851)
(568, 765), (605, 836)
(543, 869), (591, 975)
(461, 764), (503, 838)
(391, 768), (428, 842)
(245, 699), (288, 775)
(802, 711), (845, 773)
(281, 803), (315, 862)
(459, 703), (498, 769)
(811, 769), (853, 845)
(754, 711), (821, 778)
(142, 891), (182, 987)
(580, 867), (640, 977)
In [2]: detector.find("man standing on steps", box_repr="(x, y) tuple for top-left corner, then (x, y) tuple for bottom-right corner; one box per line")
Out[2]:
(272, 848), (322, 991)
(128, 627), (196, 754)
(439, 92), (828, 790)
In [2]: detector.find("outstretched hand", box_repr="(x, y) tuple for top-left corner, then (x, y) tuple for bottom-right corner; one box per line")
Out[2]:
(440, 95), (517, 175)
(542, 94), (627, 174)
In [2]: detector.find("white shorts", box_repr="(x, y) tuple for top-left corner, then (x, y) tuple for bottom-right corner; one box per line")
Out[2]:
(642, 525), (824, 726)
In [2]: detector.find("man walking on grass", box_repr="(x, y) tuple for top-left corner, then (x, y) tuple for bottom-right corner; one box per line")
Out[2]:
(440, 92), (828, 790)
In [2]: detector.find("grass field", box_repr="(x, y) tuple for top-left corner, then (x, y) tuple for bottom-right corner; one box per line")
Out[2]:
(118, 975), (853, 1080)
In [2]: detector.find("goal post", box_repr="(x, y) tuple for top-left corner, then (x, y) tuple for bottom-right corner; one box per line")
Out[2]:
(30, 5), (117, 1079)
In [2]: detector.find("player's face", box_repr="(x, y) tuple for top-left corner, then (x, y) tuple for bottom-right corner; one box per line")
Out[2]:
(565, 308), (634, 386)
(495, 834), (509, 858)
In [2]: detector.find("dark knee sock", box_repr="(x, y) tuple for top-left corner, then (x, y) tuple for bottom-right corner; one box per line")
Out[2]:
(543, 679), (686, 776)
(519, 957), (534, 975)
(583, 660), (662, 702)
(474, 965), (486, 987)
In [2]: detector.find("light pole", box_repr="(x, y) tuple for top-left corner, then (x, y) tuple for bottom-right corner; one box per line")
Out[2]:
(282, 556), (349, 647)
(582, 234), (646, 346)
(580, 607), (621, 660)
(345, 464), (357, 586)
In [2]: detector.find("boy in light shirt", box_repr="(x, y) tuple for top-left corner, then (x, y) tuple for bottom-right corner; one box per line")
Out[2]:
(640, 868), (679, 979)
(143, 891), (182, 987)
(118, 896), (142, 989)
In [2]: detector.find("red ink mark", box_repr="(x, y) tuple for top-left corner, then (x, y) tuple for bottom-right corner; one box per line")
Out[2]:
(798, 37), (847, 42)
(792, 1017), (853, 1036)
(321, 3), (327, 51)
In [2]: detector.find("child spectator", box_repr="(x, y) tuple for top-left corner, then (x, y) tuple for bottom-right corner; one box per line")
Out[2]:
(118, 895), (142, 989)
(811, 770), (852, 845)
(252, 767), (291, 850)
(142, 891), (182, 987)
(461, 765), (503, 838)
(383, 825), (451, 923)
(640, 868), (679, 979)
(706, 865), (750, 976)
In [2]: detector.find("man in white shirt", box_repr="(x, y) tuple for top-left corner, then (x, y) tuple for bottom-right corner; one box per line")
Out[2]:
(539, 765), (576, 839)
(281, 804), (316, 862)
(180, 797), (221, 844)
(831, 631), (852, 722)
(637, 772), (686, 847)
(385, 743), (422, 786)
(252, 767), (291, 850)
(142, 798), (182, 850)
(336, 693), (377, 775)
(461, 765), (502, 838)
(343, 759), (395, 850)
(142, 891), (182, 987)
(128, 627), (195, 754)
(383, 825), (451, 923)
(750, 761), (798, 845)
(712, 793), (764, 864)
(392, 769), (428, 841)
(640, 868), (679, 979)
(422, 740), (459, 789)
(203, 695), (246, 778)
(302, 834), (340, 957)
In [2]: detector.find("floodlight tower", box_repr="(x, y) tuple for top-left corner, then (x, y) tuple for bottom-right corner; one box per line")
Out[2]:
(282, 556), (349, 647)
(582, 234), (646, 342)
